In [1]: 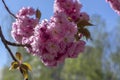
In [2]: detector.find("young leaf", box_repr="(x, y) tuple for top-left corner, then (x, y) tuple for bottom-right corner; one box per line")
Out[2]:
(16, 52), (22, 61)
(9, 61), (19, 70)
(77, 20), (93, 28)
(78, 28), (91, 40)
(22, 63), (32, 71)
(21, 68), (28, 80)
(36, 9), (41, 20)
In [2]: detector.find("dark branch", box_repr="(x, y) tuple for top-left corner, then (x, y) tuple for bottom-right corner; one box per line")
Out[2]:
(2, 0), (17, 18)
(1, 1), (31, 79)
(0, 26), (17, 61)
(5, 40), (30, 47)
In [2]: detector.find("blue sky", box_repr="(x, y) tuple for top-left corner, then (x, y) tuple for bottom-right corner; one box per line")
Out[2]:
(0, 0), (119, 68)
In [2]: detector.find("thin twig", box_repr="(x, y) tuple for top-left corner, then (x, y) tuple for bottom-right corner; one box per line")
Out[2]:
(0, 26), (17, 61)
(5, 40), (30, 47)
(1, 1), (30, 79)
(2, 0), (17, 18)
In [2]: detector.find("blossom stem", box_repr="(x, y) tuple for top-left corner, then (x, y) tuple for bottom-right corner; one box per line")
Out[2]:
(2, 0), (17, 18)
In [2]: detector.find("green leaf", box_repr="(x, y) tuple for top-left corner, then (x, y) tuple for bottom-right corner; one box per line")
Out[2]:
(21, 68), (28, 80)
(77, 20), (93, 28)
(9, 61), (19, 70)
(16, 52), (22, 61)
(78, 28), (92, 40)
(21, 63), (32, 71)
(23, 71), (28, 80)
(36, 9), (41, 20)
(22, 63), (32, 71)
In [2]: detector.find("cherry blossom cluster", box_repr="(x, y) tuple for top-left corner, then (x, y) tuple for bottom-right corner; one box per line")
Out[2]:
(106, 0), (120, 15)
(11, 7), (39, 43)
(54, 0), (89, 22)
(11, 0), (89, 67)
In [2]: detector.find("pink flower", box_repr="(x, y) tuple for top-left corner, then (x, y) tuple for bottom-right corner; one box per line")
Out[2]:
(49, 12), (77, 42)
(17, 7), (36, 17)
(54, 0), (83, 22)
(31, 18), (66, 66)
(73, 40), (86, 57)
(106, 0), (120, 15)
(11, 7), (39, 44)
(30, 19), (50, 55)
(30, 12), (79, 66)
(67, 40), (86, 58)
(11, 6), (87, 67)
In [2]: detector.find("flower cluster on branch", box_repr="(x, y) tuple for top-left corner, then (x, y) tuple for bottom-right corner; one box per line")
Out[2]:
(1, 0), (120, 80)
(11, 0), (89, 67)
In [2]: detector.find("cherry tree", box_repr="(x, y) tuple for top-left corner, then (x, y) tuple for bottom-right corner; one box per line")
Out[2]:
(0, 0), (119, 80)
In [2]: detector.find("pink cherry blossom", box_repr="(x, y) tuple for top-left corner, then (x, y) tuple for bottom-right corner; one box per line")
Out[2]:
(106, 0), (120, 15)
(49, 12), (78, 42)
(17, 7), (36, 17)
(54, 0), (90, 22)
(11, 7), (39, 44)
(30, 12), (81, 66)
(66, 40), (85, 58)
(11, 6), (87, 67)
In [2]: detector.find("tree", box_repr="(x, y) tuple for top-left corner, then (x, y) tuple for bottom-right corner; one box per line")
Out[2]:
(1, 0), (120, 80)
(109, 17), (120, 79)
(61, 46), (103, 80)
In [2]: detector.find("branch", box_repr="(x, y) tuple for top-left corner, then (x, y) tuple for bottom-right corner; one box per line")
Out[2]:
(0, 26), (30, 80)
(0, 26), (17, 61)
(2, 0), (17, 18)
(1, 1), (31, 80)
(6, 40), (30, 47)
